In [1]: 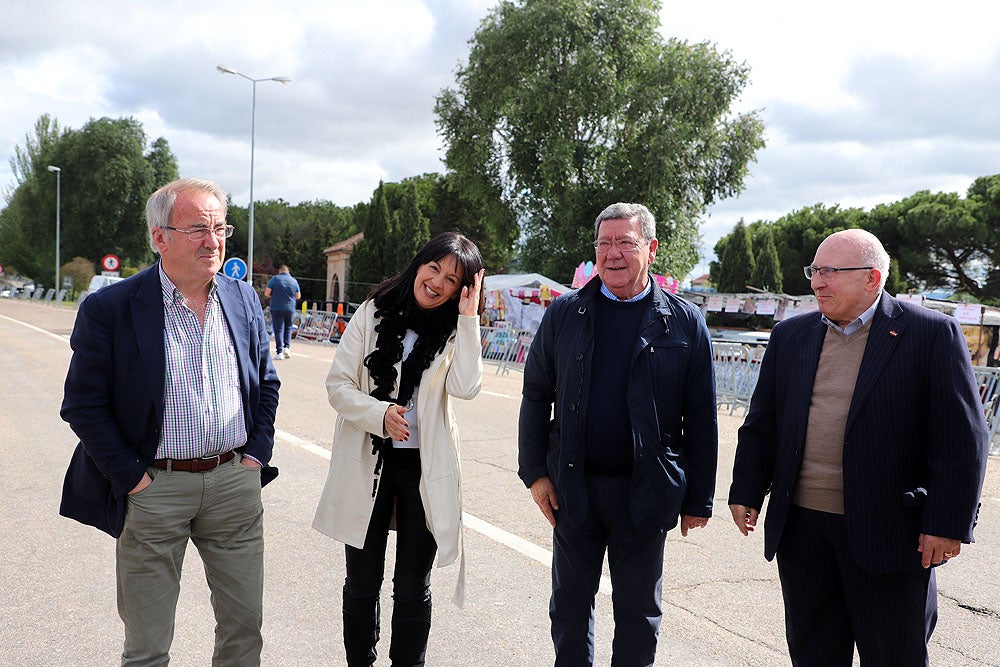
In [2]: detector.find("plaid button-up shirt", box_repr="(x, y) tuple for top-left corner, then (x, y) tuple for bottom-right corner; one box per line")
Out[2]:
(156, 266), (247, 460)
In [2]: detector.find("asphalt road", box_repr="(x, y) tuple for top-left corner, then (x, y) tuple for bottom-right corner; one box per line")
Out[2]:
(1, 298), (998, 666)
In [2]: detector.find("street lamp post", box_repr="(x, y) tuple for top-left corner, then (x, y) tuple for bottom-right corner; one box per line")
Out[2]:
(47, 165), (61, 296)
(216, 64), (291, 283)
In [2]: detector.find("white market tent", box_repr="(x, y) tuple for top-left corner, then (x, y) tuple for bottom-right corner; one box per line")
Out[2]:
(484, 273), (571, 332)
(483, 273), (571, 294)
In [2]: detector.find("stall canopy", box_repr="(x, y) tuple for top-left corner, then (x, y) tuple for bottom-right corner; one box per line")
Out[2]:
(484, 273), (570, 294)
(484, 273), (571, 332)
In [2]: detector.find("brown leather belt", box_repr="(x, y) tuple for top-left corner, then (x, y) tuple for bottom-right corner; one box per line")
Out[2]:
(151, 451), (236, 472)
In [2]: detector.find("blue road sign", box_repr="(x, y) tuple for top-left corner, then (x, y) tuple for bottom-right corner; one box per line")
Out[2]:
(224, 257), (248, 280)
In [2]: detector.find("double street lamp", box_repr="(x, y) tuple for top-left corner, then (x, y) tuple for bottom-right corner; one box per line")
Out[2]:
(46, 165), (61, 295)
(216, 64), (291, 283)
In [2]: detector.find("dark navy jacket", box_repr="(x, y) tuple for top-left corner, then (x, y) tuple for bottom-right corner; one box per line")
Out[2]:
(59, 264), (280, 537)
(518, 275), (718, 535)
(729, 293), (988, 573)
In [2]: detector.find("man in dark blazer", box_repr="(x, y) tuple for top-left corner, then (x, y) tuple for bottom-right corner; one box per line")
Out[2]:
(729, 229), (988, 665)
(520, 203), (717, 666)
(60, 178), (280, 666)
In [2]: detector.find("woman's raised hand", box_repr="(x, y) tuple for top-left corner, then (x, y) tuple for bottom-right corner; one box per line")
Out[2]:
(459, 268), (485, 317)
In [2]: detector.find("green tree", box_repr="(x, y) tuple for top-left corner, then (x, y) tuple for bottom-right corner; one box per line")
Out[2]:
(146, 137), (179, 188)
(349, 182), (393, 301)
(62, 256), (96, 296)
(883, 257), (906, 297)
(715, 219), (754, 293)
(393, 182), (430, 272)
(750, 224), (782, 292)
(0, 115), (65, 283)
(0, 115), (175, 286)
(436, 0), (765, 282)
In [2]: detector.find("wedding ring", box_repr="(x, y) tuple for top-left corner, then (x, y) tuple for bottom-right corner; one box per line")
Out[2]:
(943, 551), (954, 558)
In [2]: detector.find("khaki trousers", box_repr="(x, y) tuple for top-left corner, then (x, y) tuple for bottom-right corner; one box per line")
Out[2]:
(116, 454), (265, 667)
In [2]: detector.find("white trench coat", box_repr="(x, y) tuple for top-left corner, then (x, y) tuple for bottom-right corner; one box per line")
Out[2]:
(313, 299), (482, 604)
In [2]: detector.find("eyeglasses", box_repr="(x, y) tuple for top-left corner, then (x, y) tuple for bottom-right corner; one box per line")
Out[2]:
(593, 238), (644, 254)
(164, 225), (235, 242)
(803, 265), (873, 279)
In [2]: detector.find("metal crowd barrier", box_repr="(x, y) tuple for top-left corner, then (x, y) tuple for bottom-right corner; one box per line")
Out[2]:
(973, 367), (1000, 456)
(480, 324), (534, 375)
(265, 307), (343, 345)
(712, 341), (766, 416)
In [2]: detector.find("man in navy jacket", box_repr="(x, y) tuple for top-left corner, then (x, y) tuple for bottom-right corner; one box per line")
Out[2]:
(519, 203), (718, 666)
(730, 229), (987, 665)
(60, 178), (279, 665)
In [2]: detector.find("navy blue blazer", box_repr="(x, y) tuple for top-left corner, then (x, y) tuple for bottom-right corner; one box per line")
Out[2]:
(60, 264), (280, 537)
(729, 292), (988, 574)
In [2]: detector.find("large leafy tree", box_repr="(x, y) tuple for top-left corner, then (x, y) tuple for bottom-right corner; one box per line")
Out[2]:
(436, 0), (765, 283)
(0, 114), (177, 285)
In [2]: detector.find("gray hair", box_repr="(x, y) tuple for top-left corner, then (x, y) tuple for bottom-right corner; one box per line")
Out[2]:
(594, 203), (656, 241)
(146, 178), (229, 253)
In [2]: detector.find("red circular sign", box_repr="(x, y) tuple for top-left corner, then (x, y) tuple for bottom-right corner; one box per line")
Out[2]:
(102, 254), (120, 272)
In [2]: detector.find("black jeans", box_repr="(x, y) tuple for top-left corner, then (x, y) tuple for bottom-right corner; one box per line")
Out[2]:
(344, 448), (437, 666)
(550, 474), (666, 667)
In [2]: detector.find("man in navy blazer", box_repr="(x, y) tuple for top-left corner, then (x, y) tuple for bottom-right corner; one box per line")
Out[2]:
(729, 229), (987, 665)
(60, 178), (280, 665)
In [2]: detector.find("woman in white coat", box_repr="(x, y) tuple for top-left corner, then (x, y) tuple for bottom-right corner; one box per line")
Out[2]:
(313, 232), (485, 667)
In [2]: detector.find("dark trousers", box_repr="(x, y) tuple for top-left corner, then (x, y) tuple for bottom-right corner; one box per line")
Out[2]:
(550, 474), (666, 667)
(271, 309), (293, 353)
(344, 448), (437, 667)
(777, 506), (937, 666)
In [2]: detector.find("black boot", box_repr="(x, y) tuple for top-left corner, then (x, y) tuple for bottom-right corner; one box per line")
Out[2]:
(388, 594), (432, 667)
(343, 588), (380, 667)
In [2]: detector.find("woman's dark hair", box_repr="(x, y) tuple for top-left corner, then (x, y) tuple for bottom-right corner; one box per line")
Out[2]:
(362, 232), (484, 496)
(366, 231), (485, 319)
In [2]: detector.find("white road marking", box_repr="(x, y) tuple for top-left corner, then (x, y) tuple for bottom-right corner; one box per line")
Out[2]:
(0, 313), (72, 343)
(481, 389), (519, 400)
(274, 427), (613, 595)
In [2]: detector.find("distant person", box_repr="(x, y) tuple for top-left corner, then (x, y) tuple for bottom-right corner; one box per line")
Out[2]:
(265, 264), (301, 359)
(729, 229), (988, 665)
(59, 178), (280, 666)
(313, 232), (485, 666)
(518, 203), (718, 666)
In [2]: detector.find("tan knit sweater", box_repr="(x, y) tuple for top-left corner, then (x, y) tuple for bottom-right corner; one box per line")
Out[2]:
(793, 319), (873, 514)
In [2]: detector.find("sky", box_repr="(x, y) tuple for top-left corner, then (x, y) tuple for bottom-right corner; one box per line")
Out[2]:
(2, 0), (999, 282)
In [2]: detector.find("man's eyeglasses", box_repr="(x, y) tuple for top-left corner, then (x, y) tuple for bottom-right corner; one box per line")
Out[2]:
(593, 238), (644, 254)
(164, 225), (235, 242)
(803, 265), (873, 279)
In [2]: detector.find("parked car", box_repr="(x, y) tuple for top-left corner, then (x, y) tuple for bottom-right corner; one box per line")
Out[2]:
(88, 275), (124, 293)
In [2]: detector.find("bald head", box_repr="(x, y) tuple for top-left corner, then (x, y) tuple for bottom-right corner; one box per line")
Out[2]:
(816, 229), (890, 291)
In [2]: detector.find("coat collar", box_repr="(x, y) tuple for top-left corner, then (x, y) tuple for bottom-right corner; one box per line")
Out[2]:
(577, 273), (673, 317)
(845, 291), (904, 431)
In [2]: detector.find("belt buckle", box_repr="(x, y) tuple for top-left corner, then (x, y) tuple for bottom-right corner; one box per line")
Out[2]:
(199, 453), (222, 471)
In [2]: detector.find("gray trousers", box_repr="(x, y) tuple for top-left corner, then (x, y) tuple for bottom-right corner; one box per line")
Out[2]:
(116, 454), (265, 666)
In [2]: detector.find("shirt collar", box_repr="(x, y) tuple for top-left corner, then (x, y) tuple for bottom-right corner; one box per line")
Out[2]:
(158, 263), (217, 305)
(600, 280), (651, 303)
(822, 291), (881, 335)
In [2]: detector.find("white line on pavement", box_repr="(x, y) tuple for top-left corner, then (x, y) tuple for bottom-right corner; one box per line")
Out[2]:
(0, 313), (72, 343)
(481, 389), (519, 400)
(274, 427), (613, 595)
